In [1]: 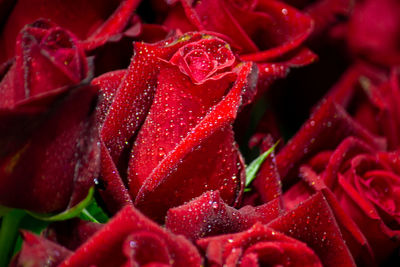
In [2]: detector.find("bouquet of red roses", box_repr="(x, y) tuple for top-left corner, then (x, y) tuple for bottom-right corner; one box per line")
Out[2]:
(1, 0), (399, 266)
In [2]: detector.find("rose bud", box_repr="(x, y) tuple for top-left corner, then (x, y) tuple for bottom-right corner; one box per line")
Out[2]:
(59, 205), (202, 267)
(0, 0), (141, 63)
(0, 20), (99, 213)
(163, 0), (317, 90)
(198, 193), (356, 267)
(96, 32), (258, 221)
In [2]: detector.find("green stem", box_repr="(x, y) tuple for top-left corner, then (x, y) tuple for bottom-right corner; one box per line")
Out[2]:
(0, 209), (25, 266)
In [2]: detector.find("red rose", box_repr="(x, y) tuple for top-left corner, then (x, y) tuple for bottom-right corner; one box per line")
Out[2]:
(165, 190), (281, 241)
(0, 0), (141, 63)
(275, 63), (392, 184)
(0, 20), (99, 212)
(274, 63), (400, 263)
(163, 0), (316, 89)
(198, 193), (356, 266)
(286, 138), (400, 264)
(59, 205), (202, 267)
(198, 222), (322, 267)
(96, 32), (257, 221)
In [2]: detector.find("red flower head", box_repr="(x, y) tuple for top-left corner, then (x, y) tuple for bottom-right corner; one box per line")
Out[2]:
(95, 32), (258, 221)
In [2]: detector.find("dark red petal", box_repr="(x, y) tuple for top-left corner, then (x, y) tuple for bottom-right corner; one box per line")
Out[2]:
(82, 0), (141, 50)
(166, 190), (281, 241)
(91, 69), (126, 125)
(322, 137), (376, 188)
(197, 223), (322, 267)
(305, 0), (352, 37)
(122, 231), (172, 266)
(299, 165), (377, 266)
(268, 192), (356, 267)
(347, 0), (400, 65)
(255, 47), (318, 91)
(13, 231), (72, 267)
(101, 35), (199, 163)
(99, 140), (133, 214)
(276, 99), (386, 185)
(0, 85), (99, 212)
(194, 0), (260, 53)
(59, 205), (202, 267)
(335, 173), (400, 262)
(240, 0), (314, 62)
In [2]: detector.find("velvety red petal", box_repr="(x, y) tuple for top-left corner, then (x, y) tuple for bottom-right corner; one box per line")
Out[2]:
(99, 140), (133, 214)
(256, 47), (317, 90)
(299, 165), (377, 266)
(59, 205), (202, 267)
(240, 0), (314, 62)
(82, 0), (141, 50)
(276, 99), (386, 185)
(197, 222), (322, 267)
(304, 0), (352, 37)
(101, 35), (199, 163)
(166, 190), (281, 241)
(268, 192), (356, 267)
(91, 69), (126, 125)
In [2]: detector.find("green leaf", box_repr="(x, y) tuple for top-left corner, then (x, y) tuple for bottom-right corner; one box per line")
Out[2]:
(0, 206), (12, 218)
(0, 209), (25, 266)
(245, 141), (279, 188)
(79, 199), (109, 223)
(26, 187), (95, 221)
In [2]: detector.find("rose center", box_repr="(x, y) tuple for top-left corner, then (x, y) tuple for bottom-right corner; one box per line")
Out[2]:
(184, 49), (214, 83)
(364, 171), (400, 214)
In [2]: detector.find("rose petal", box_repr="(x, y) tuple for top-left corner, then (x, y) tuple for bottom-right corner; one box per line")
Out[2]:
(166, 190), (281, 241)
(197, 222), (323, 267)
(59, 205), (202, 267)
(268, 192), (356, 267)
